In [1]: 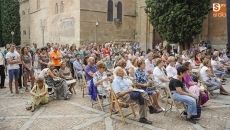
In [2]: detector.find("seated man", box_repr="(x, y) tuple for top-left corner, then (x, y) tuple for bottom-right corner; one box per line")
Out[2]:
(73, 54), (85, 77)
(112, 67), (154, 124)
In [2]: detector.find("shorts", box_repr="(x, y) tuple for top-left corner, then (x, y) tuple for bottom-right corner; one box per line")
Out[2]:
(9, 69), (20, 80)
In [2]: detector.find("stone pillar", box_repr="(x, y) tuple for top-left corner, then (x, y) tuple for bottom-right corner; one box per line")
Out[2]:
(227, 0), (230, 55)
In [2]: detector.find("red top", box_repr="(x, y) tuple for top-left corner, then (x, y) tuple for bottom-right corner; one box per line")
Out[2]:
(103, 47), (110, 56)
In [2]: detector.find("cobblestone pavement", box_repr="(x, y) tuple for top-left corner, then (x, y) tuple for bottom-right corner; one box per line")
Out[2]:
(1, 76), (230, 130)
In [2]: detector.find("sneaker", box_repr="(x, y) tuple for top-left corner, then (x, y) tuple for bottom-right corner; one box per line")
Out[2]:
(186, 117), (196, 124)
(10, 93), (14, 96)
(149, 106), (161, 114)
(139, 117), (152, 124)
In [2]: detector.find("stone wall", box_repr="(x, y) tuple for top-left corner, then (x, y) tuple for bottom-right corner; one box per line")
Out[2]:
(200, 0), (227, 46)
(20, 0), (30, 46)
(79, 0), (136, 45)
(135, 0), (153, 51)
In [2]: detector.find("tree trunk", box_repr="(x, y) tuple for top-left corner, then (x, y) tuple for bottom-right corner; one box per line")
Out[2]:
(179, 41), (190, 55)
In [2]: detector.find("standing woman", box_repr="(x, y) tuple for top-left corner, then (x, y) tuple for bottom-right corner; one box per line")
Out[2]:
(34, 48), (41, 77)
(39, 47), (49, 70)
(68, 45), (77, 77)
(16, 46), (23, 89)
(21, 47), (35, 91)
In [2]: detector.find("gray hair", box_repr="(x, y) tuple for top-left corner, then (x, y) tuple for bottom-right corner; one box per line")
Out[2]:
(113, 66), (122, 76)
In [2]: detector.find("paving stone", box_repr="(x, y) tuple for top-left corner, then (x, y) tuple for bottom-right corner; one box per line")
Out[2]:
(28, 118), (89, 130)
(0, 119), (28, 130)
(40, 100), (97, 116)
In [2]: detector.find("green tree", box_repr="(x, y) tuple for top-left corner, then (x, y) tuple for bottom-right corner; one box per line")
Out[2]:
(145, 0), (210, 49)
(0, 0), (20, 47)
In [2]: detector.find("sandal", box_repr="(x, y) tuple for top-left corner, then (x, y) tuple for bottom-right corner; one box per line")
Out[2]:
(25, 89), (29, 92)
(31, 106), (36, 112)
(220, 92), (229, 95)
(26, 106), (32, 111)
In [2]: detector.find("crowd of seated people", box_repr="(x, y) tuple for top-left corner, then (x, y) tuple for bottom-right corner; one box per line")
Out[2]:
(1, 41), (230, 125)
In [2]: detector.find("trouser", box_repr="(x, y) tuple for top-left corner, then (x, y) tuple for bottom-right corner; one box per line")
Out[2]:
(31, 95), (49, 106)
(18, 64), (22, 88)
(172, 92), (197, 115)
(0, 65), (6, 87)
(204, 79), (221, 91)
(119, 92), (152, 118)
(70, 62), (74, 78)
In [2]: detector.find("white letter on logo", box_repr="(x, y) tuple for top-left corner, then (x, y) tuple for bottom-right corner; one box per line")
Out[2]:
(213, 3), (221, 12)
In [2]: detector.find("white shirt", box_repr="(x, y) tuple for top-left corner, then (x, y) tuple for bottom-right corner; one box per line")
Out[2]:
(153, 67), (165, 84)
(5, 51), (20, 70)
(125, 60), (132, 69)
(223, 54), (228, 61)
(0, 52), (4, 65)
(166, 65), (177, 78)
(200, 66), (210, 81)
(145, 59), (154, 75)
(128, 54), (134, 60)
(38, 68), (49, 78)
(211, 59), (218, 71)
(188, 59), (196, 68)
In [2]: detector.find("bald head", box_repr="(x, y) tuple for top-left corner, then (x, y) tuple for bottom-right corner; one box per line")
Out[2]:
(88, 57), (95, 65)
(114, 67), (124, 77)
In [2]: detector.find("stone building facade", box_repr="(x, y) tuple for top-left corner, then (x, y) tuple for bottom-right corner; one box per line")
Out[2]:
(19, 0), (154, 50)
(20, 0), (227, 50)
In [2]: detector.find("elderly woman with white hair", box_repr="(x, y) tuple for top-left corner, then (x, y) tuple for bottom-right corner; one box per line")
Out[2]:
(166, 56), (177, 79)
(44, 62), (72, 100)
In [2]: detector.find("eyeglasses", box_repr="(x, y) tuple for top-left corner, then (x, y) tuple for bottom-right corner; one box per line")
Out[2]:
(101, 67), (105, 69)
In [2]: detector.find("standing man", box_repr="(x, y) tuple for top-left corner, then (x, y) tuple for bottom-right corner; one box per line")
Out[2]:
(0, 49), (6, 88)
(6, 43), (21, 95)
(50, 45), (62, 70)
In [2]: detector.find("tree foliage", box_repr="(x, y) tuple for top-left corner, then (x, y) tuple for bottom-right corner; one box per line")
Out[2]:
(145, 0), (210, 44)
(0, 0), (20, 47)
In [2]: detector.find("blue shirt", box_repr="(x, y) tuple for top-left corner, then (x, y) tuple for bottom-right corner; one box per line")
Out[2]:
(134, 68), (148, 87)
(73, 60), (82, 71)
(112, 76), (132, 94)
(85, 64), (97, 81)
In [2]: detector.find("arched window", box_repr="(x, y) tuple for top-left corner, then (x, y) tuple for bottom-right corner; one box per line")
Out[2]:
(37, 0), (40, 9)
(55, 3), (58, 14)
(107, 0), (113, 21)
(117, 1), (122, 23)
(60, 1), (64, 13)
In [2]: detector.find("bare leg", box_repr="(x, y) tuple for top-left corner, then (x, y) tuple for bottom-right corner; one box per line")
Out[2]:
(31, 75), (35, 89)
(152, 92), (161, 108)
(9, 80), (13, 93)
(220, 86), (228, 93)
(23, 76), (28, 90)
(15, 78), (19, 93)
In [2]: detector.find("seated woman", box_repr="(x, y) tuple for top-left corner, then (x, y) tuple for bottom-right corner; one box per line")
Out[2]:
(44, 62), (71, 100)
(211, 55), (226, 82)
(169, 66), (197, 124)
(183, 62), (209, 106)
(134, 59), (163, 112)
(129, 56), (138, 78)
(104, 55), (114, 72)
(195, 53), (201, 66)
(200, 59), (229, 95)
(93, 61), (116, 112)
(26, 78), (49, 112)
(153, 58), (170, 88)
(166, 56), (177, 79)
(188, 54), (199, 70)
(59, 61), (77, 94)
